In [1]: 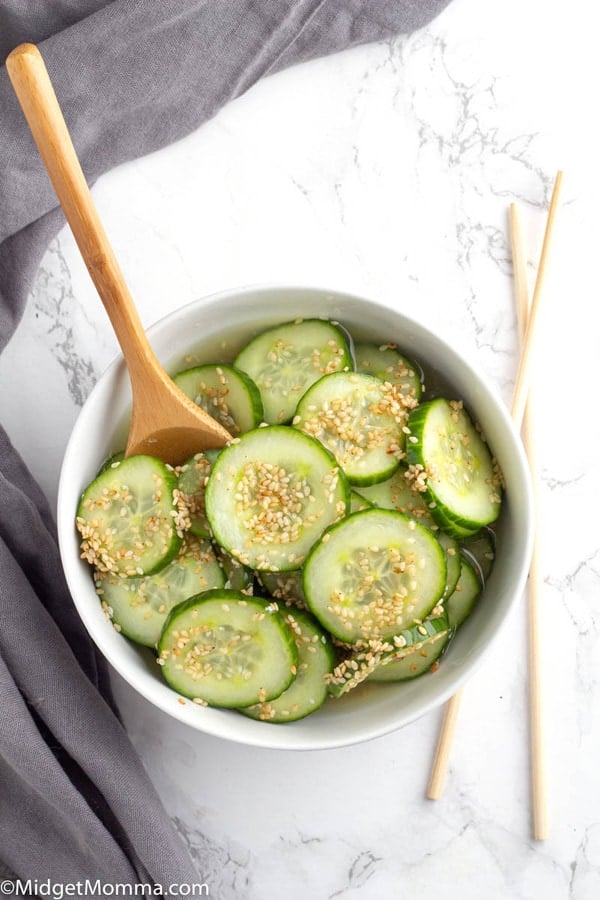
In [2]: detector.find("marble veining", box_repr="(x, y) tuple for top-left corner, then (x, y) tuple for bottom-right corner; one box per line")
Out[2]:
(174, 818), (252, 900)
(0, 0), (598, 896)
(30, 238), (99, 407)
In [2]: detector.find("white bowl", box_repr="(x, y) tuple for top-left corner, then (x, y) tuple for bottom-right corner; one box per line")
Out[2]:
(57, 285), (533, 750)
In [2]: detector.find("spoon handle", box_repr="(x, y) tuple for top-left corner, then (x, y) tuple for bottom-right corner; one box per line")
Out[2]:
(6, 43), (156, 386)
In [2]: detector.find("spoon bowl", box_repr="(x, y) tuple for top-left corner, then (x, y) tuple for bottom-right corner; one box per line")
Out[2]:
(6, 43), (231, 463)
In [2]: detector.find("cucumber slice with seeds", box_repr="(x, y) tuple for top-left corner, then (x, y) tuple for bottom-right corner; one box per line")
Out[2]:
(95, 536), (225, 647)
(349, 491), (372, 514)
(177, 449), (220, 537)
(240, 608), (335, 721)
(216, 546), (255, 594)
(354, 342), (422, 404)
(461, 527), (496, 581)
(97, 450), (125, 475)
(423, 507), (478, 539)
(406, 398), (502, 536)
(293, 372), (409, 485)
(205, 426), (349, 572)
(446, 557), (482, 628)
(437, 531), (461, 600)
(328, 610), (449, 695)
(234, 318), (352, 424)
(76, 319), (505, 721)
(173, 364), (263, 436)
(76, 456), (184, 577)
(368, 615), (450, 683)
(355, 466), (460, 600)
(258, 570), (307, 609)
(304, 508), (446, 644)
(157, 590), (298, 707)
(355, 464), (437, 528)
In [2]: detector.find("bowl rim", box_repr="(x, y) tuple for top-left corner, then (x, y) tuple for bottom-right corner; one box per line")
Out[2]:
(57, 282), (534, 750)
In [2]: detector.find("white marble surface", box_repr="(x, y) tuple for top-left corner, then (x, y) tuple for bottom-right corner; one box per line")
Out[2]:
(1, 0), (598, 896)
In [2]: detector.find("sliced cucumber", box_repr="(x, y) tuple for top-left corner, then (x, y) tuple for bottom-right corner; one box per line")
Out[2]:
(95, 536), (225, 647)
(445, 557), (481, 628)
(406, 398), (502, 536)
(216, 547), (255, 594)
(157, 590), (298, 707)
(354, 467), (460, 600)
(205, 426), (349, 572)
(461, 527), (496, 581)
(328, 611), (449, 694)
(97, 450), (125, 475)
(427, 509), (478, 539)
(369, 617), (450, 683)
(258, 570), (307, 609)
(354, 342), (422, 404)
(172, 364), (263, 436)
(234, 318), (352, 424)
(437, 531), (461, 600)
(293, 372), (408, 485)
(303, 508), (446, 643)
(177, 449), (220, 538)
(355, 464), (437, 529)
(240, 608), (335, 721)
(76, 455), (184, 576)
(349, 491), (372, 514)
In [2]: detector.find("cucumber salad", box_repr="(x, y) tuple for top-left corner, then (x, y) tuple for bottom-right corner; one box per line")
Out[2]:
(75, 317), (502, 722)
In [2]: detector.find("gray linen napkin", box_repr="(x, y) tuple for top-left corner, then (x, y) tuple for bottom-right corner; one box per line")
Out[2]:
(0, 0), (451, 891)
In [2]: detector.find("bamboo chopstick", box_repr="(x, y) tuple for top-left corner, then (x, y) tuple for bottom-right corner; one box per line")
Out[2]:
(426, 171), (563, 808)
(510, 203), (548, 840)
(510, 171), (563, 428)
(426, 688), (463, 800)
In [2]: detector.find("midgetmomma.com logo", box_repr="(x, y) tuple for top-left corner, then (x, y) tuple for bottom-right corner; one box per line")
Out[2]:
(1, 880), (210, 898)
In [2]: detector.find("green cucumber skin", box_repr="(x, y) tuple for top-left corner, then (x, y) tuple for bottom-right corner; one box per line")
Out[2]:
(303, 508), (447, 644)
(437, 531), (462, 600)
(343, 462), (399, 488)
(293, 372), (405, 487)
(328, 612), (449, 696)
(342, 464), (400, 488)
(354, 342), (423, 403)
(177, 450), (220, 539)
(349, 491), (373, 514)
(240, 608), (336, 722)
(445, 558), (482, 628)
(77, 456), (183, 577)
(205, 425), (350, 573)
(97, 450), (125, 476)
(173, 364), (264, 435)
(406, 399), (501, 535)
(461, 527), (496, 582)
(157, 590), (299, 708)
(368, 628), (449, 682)
(428, 508), (479, 540)
(352, 468), (461, 599)
(216, 548), (255, 593)
(96, 537), (225, 648)
(258, 569), (307, 609)
(235, 318), (353, 425)
(159, 588), (242, 640)
(354, 465), (435, 527)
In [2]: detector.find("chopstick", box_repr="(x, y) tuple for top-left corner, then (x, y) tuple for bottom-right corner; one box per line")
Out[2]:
(510, 203), (548, 840)
(426, 687), (463, 800)
(510, 171), (564, 427)
(426, 171), (563, 817)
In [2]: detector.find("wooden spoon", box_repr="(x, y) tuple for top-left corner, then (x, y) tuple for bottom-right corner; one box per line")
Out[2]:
(6, 43), (231, 464)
